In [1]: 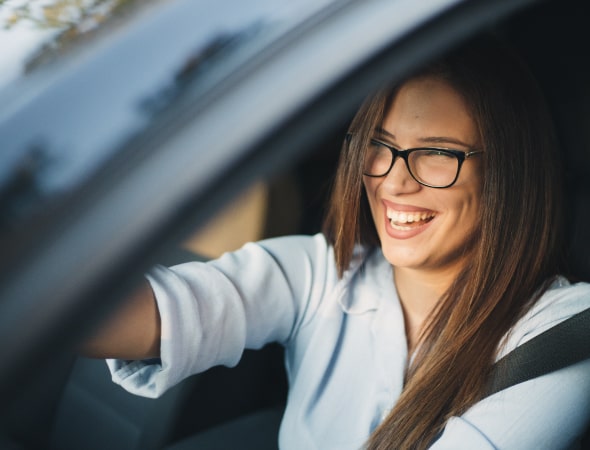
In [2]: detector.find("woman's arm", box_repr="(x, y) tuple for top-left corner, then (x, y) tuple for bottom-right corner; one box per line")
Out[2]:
(81, 280), (161, 359)
(102, 234), (334, 399)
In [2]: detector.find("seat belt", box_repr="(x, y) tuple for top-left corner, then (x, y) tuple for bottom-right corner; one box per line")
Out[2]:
(430, 307), (590, 448)
(486, 306), (590, 397)
(484, 307), (590, 449)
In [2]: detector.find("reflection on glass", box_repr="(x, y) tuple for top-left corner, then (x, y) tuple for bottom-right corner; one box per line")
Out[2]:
(0, 0), (339, 235)
(0, 0), (144, 88)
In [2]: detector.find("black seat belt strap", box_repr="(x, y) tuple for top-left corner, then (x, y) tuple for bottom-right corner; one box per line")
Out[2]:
(429, 307), (590, 448)
(485, 306), (590, 397)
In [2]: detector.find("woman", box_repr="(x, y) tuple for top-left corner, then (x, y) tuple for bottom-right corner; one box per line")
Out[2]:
(86, 36), (590, 449)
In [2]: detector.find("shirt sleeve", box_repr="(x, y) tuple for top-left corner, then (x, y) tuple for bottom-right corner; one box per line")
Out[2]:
(107, 233), (336, 398)
(431, 280), (590, 449)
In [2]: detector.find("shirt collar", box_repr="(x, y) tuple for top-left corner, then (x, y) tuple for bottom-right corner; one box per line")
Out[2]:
(337, 247), (394, 314)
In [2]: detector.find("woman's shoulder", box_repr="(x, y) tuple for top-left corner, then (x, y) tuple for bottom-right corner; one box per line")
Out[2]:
(252, 233), (333, 266)
(254, 233), (373, 272)
(497, 277), (590, 359)
(524, 276), (590, 327)
(256, 232), (327, 250)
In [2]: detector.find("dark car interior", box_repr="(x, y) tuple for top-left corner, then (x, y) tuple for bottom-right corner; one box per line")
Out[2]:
(1, 0), (589, 449)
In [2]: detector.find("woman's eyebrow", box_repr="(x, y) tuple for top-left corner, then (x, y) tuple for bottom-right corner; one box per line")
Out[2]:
(374, 127), (395, 140)
(374, 127), (474, 148)
(419, 136), (474, 148)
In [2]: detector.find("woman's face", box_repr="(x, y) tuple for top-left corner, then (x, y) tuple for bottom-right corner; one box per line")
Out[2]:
(363, 76), (483, 275)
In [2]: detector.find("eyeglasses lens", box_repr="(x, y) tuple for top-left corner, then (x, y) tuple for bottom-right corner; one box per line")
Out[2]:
(409, 150), (459, 187)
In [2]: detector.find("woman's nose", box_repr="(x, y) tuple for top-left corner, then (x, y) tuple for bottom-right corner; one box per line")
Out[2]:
(382, 157), (421, 193)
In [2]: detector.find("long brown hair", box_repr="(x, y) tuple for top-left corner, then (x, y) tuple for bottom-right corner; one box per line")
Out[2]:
(323, 36), (565, 449)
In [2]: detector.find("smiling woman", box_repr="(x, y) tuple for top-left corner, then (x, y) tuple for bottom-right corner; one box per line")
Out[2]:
(322, 36), (590, 448)
(3, 0), (590, 448)
(78, 34), (590, 450)
(361, 75), (484, 352)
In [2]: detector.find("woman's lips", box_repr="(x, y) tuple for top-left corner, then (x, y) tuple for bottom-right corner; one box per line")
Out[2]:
(382, 201), (437, 238)
(387, 209), (436, 229)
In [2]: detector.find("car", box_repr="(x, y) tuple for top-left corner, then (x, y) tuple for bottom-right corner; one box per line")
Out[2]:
(0, 0), (588, 448)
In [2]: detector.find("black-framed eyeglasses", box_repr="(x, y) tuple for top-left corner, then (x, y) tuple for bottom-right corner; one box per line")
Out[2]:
(361, 136), (483, 188)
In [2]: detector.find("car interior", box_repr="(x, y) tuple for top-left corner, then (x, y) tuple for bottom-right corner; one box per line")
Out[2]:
(1, 0), (589, 449)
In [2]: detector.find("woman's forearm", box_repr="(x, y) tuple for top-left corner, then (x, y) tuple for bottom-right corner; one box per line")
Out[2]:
(81, 280), (161, 360)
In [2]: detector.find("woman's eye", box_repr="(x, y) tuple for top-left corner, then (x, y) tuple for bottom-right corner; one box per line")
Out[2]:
(424, 149), (454, 158)
(369, 140), (388, 152)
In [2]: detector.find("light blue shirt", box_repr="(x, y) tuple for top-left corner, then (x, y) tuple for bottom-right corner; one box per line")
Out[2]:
(108, 233), (590, 449)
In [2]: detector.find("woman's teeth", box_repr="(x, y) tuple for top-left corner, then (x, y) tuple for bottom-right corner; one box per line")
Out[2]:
(387, 210), (435, 230)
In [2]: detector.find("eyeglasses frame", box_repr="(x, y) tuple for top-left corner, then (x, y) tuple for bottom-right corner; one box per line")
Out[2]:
(357, 135), (484, 188)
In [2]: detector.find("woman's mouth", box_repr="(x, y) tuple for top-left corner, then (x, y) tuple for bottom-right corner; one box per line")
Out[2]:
(386, 209), (436, 231)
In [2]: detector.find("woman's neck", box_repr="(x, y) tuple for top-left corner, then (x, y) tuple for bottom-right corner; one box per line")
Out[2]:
(393, 266), (459, 352)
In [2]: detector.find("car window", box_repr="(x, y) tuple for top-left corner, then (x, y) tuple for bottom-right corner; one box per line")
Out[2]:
(0, 0), (339, 238)
(0, 0), (336, 91)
